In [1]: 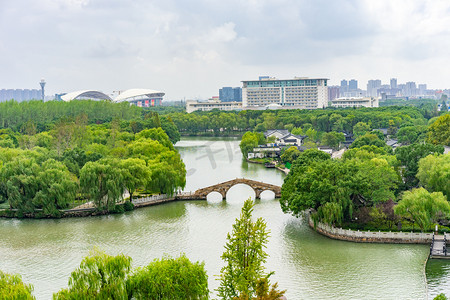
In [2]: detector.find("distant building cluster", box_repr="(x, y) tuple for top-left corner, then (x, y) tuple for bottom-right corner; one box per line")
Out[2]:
(328, 78), (448, 101)
(0, 89), (42, 102)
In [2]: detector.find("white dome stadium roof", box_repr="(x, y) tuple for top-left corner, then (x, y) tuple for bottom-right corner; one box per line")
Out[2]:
(114, 89), (165, 102)
(61, 90), (112, 102)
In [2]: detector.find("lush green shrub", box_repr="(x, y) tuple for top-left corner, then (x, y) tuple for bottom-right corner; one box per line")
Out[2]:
(123, 201), (134, 211)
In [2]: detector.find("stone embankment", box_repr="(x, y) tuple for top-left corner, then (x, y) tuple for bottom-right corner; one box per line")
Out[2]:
(308, 215), (433, 244)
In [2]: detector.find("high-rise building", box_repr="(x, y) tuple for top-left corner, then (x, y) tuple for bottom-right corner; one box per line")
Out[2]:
(404, 81), (417, 97)
(390, 78), (397, 89)
(367, 79), (381, 97)
(418, 84), (427, 95)
(328, 86), (340, 101)
(340, 80), (348, 93)
(349, 79), (358, 91)
(219, 87), (242, 102)
(233, 87), (242, 102)
(242, 77), (328, 109)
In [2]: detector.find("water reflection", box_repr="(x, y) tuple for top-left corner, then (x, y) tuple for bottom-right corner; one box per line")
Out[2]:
(427, 260), (450, 298)
(0, 138), (438, 299)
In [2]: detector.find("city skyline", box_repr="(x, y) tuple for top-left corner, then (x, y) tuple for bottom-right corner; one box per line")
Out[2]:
(2, 0), (450, 100)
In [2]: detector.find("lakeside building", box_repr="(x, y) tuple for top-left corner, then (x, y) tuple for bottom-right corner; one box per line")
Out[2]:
(331, 97), (379, 108)
(186, 99), (242, 113)
(242, 77), (328, 109)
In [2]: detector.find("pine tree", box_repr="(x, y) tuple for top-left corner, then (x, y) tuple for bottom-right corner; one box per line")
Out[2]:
(217, 199), (285, 299)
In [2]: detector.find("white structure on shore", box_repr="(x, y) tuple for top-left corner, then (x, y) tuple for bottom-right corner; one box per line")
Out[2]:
(242, 76), (328, 109)
(114, 89), (164, 107)
(186, 99), (242, 113)
(331, 97), (379, 108)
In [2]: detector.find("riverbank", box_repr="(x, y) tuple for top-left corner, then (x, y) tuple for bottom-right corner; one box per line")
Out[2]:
(0, 193), (202, 219)
(308, 214), (432, 244)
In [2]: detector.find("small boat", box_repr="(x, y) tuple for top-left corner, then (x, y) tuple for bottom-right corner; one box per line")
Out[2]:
(264, 162), (276, 168)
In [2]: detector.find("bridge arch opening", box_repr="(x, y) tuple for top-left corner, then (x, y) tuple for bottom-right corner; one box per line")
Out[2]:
(225, 184), (256, 203)
(206, 191), (223, 203)
(259, 190), (276, 200)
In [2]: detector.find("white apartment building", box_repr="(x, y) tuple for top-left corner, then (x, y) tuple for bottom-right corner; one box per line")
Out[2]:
(331, 97), (379, 108)
(242, 77), (328, 109)
(186, 99), (242, 113)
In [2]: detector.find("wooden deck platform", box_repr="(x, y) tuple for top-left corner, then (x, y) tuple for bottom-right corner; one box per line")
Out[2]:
(430, 234), (450, 259)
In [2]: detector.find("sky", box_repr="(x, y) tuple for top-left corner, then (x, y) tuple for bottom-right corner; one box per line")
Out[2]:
(1, 0), (450, 100)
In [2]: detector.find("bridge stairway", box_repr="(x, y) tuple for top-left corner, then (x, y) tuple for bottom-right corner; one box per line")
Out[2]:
(430, 233), (450, 259)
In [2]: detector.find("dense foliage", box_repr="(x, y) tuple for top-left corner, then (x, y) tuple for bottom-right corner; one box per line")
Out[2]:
(0, 100), (141, 132)
(52, 251), (208, 299)
(428, 114), (450, 146)
(0, 270), (35, 299)
(281, 149), (399, 224)
(166, 106), (431, 137)
(0, 101), (185, 217)
(129, 255), (209, 299)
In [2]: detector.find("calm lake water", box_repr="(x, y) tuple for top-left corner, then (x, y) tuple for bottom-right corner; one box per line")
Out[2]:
(0, 137), (448, 299)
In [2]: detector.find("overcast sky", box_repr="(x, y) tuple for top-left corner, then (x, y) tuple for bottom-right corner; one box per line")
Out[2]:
(1, 0), (449, 100)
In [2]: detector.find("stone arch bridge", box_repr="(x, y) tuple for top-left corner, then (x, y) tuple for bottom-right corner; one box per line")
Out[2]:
(190, 178), (281, 200)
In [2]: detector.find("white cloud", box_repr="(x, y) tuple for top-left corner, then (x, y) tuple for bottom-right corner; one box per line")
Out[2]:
(1, 0), (450, 98)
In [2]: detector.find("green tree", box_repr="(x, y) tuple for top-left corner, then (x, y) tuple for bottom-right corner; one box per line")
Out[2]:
(0, 270), (35, 299)
(136, 127), (174, 150)
(394, 188), (450, 232)
(217, 199), (283, 299)
(321, 131), (345, 150)
(350, 133), (388, 150)
(160, 116), (181, 144)
(281, 156), (399, 219)
(396, 125), (427, 145)
(280, 146), (301, 165)
(128, 254), (209, 299)
(428, 114), (450, 146)
(240, 132), (260, 158)
(352, 122), (370, 137)
(79, 159), (125, 210)
(417, 153), (450, 200)
(434, 293), (448, 300)
(121, 158), (150, 201)
(1, 157), (77, 216)
(395, 143), (444, 190)
(53, 250), (132, 299)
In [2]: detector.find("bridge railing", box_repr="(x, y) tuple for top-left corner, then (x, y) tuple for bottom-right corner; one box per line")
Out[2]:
(132, 194), (169, 204)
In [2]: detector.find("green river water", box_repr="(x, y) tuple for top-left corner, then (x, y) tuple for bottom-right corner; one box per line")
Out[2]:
(0, 137), (448, 299)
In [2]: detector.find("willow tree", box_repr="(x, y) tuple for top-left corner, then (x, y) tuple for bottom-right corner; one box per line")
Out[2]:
(394, 188), (450, 232)
(0, 270), (35, 299)
(79, 159), (125, 210)
(128, 254), (209, 299)
(53, 250), (132, 299)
